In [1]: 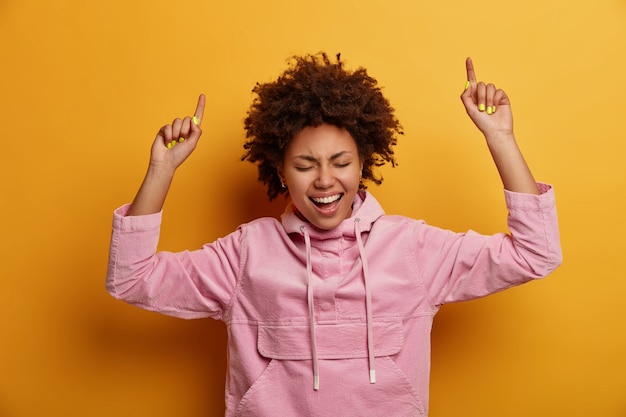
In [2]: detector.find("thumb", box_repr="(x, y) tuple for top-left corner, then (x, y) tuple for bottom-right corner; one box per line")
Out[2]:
(460, 83), (479, 117)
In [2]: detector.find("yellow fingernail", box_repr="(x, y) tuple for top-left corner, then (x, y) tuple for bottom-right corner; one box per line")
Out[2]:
(465, 80), (470, 90)
(492, 106), (496, 113)
(192, 116), (198, 125)
(486, 106), (493, 115)
(478, 103), (486, 112)
(178, 137), (185, 143)
(167, 142), (173, 149)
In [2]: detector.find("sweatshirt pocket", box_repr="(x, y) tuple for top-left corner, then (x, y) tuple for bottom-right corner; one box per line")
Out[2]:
(234, 321), (426, 417)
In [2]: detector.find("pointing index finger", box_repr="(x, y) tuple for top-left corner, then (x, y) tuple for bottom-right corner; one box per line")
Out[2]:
(193, 93), (206, 126)
(466, 57), (477, 84)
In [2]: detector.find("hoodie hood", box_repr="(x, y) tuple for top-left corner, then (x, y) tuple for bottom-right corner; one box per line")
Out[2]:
(280, 190), (385, 390)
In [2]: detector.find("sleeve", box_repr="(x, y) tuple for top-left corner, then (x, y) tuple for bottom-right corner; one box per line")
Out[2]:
(418, 183), (563, 306)
(105, 204), (243, 320)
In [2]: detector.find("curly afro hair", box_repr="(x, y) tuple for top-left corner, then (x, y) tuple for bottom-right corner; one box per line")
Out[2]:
(243, 52), (403, 200)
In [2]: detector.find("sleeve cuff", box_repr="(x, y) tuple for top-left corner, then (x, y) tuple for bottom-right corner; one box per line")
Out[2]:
(504, 182), (555, 212)
(112, 204), (163, 232)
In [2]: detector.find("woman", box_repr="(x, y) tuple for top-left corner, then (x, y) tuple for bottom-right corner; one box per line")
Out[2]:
(106, 53), (562, 416)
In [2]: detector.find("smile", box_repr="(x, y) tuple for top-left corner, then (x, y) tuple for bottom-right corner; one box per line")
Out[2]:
(310, 194), (342, 205)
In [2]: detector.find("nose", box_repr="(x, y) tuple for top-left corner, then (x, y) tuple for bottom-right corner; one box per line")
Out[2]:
(314, 166), (335, 189)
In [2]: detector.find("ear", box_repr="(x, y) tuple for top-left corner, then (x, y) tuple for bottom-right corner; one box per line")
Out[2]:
(276, 165), (286, 188)
(276, 164), (284, 180)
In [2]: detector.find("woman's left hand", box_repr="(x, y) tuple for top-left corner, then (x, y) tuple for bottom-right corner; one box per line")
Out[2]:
(460, 57), (514, 139)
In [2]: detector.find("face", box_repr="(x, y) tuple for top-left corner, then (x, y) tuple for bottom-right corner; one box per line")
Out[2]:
(281, 123), (363, 231)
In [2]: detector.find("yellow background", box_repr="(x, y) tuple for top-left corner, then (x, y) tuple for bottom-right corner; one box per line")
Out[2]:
(1, 0), (625, 415)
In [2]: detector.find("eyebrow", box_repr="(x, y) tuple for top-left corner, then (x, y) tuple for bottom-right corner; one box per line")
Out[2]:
(293, 151), (352, 163)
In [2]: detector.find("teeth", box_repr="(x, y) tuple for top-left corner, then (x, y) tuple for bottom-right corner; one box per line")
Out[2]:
(312, 194), (341, 204)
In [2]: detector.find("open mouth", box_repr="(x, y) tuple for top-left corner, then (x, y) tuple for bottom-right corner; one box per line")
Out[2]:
(310, 193), (343, 207)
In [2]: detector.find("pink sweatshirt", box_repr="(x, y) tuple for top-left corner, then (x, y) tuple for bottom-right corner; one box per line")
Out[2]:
(106, 185), (562, 416)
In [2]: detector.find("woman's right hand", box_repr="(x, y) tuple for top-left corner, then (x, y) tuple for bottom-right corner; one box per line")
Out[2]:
(149, 94), (206, 173)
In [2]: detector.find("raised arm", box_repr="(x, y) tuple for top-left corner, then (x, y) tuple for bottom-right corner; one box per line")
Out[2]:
(127, 94), (206, 216)
(460, 58), (539, 195)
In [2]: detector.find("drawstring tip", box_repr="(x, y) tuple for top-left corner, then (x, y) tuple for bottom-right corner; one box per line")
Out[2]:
(369, 369), (376, 384)
(314, 375), (320, 391)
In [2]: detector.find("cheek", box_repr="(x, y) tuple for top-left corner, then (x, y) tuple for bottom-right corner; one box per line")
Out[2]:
(344, 169), (362, 187)
(285, 175), (310, 196)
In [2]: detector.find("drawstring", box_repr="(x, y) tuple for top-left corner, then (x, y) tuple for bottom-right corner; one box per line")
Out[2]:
(355, 219), (376, 384)
(300, 220), (375, 391)
(301, 226), (320, 390)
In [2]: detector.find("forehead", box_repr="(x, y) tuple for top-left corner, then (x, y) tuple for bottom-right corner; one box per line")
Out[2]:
(285, 124), (358, 157)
